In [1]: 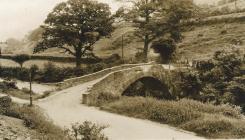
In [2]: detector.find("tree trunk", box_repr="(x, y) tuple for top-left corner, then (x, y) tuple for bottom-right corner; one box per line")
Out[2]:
(143, 9), (150, 62)
(144, 35), (149, 62)
(75, 48), (82, 68)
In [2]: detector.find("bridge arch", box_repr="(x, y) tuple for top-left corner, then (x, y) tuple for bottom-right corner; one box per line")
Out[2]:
(122, 76), (172, 99)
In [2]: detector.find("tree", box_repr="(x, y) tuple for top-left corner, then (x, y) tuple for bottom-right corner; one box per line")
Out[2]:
(117, 0), (196, 61)
(12, 54), (30, 68)
(151, 38), (176, 63)
(151, 0), (196, 63)
(34, 0), (114, 68)
(117, 0), (162, 61)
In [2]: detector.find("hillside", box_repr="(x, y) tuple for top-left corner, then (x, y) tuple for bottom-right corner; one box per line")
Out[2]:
(178, 22), (245, 61)
(216, 0), (245, 11)
(1, 13), (245, 62)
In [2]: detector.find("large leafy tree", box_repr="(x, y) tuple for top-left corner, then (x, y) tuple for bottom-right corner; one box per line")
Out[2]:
(117, 0), (196, 61)
(151, 0), (196, 63)
(117, 0), (162, 61)
(34, 0), (114, 67)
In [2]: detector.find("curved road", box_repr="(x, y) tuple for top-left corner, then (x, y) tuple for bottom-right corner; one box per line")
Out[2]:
(37, 70), (204, 140)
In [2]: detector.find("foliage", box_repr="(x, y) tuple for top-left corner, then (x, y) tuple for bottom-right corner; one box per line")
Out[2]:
(40, 62), (64, 83)
(0, 80), (18, 90)
(116, 0), (196, 60)
(35, 0), (114, 67)
(100, 97), (245, 138)
(151, 38), (176, 63)
(70, 121), (108, 140)
(11, 54), (30, 68)
(3, 104), (70, 139)
(176, 71), (202, 99)
(195, 50), (244, 110)
(181, 115), (245, 138)
(0, 96), (12, 115)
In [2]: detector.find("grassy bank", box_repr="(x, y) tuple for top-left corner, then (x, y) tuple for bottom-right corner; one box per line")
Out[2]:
(5, 104), (70, 139)
(99, 97), (245, 138)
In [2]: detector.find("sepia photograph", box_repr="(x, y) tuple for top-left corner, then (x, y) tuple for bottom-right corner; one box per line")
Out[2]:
(0, 0), (245, 139)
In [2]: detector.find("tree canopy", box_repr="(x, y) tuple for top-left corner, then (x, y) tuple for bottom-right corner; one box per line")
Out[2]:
(34, 0), (114, 67)
(12, 54), (30, 68)
(116, 0), (197, 61)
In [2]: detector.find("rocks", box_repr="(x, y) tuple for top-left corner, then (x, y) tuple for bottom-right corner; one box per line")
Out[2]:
(0, 115), (32, 140)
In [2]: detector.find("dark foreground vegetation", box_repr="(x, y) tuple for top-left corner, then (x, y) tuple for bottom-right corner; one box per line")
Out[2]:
(0, 96), (69, 139)
(0, 96), (108, 140)
(178, 50), (245, 112)
(96, 96), (245, 139)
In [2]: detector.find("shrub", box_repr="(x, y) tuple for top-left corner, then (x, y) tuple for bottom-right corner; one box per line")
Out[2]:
(100, 97), (245, 138)
(7, 104), (70, 139)
(0, 67), (30, 81)
(181, 115), (245, 138)
(87, 63), (107, 73)
(40, 62), (64, 83)
(0, 96), (12, 115)
(175, 71), (202, 99)
(151, 38), (176, 64)
(0, 80), (18, 90)
(70, 121), (108, 140)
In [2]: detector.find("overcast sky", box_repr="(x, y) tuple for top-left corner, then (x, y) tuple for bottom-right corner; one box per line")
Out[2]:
(0, 0), (218, 41)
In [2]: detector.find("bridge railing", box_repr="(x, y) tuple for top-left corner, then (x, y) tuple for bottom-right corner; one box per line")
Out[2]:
(46, 62), (155, 90)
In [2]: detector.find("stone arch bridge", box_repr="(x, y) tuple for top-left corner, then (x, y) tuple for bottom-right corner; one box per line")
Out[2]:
(85, 64), (181, 104)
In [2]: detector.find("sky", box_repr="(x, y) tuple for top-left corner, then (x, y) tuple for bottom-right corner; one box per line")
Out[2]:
(0, 0), (218, 41)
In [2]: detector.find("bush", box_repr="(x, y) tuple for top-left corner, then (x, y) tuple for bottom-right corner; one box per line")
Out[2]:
(100, 97), (245, 138)
(195, 50), (244, 111)
(151, 38), (176, 63)
(181, 115), (245, 138)
(0, 96), (12, 115)
(0, 80), (18, 90)
(87, 63), (107, 73)
(0, 67), (30, 81)
(174, 71), (202, 100)
(40, 62), (64, 83)
(6, 104), (70, 140)
(70, 121), (108, 140)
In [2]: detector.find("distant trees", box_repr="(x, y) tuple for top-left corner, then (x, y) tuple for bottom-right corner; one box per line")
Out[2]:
(12, 54), (30, 68)
(34, 0), (114, 68)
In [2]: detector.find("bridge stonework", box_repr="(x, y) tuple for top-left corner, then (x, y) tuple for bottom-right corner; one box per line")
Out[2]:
(86, 64), (178, 105)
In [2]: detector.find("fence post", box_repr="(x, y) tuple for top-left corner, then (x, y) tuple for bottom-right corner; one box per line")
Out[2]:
(82, 94), (89, 104)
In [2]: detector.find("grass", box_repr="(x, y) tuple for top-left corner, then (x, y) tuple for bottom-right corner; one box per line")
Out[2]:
(1, 88), (43, 100)
(179, 22), (245, 61)
(99, 97), (245, 139)
(3, 102), (108, 140)
(5, 104), (70, 140)
(1, 88), (37, 100)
